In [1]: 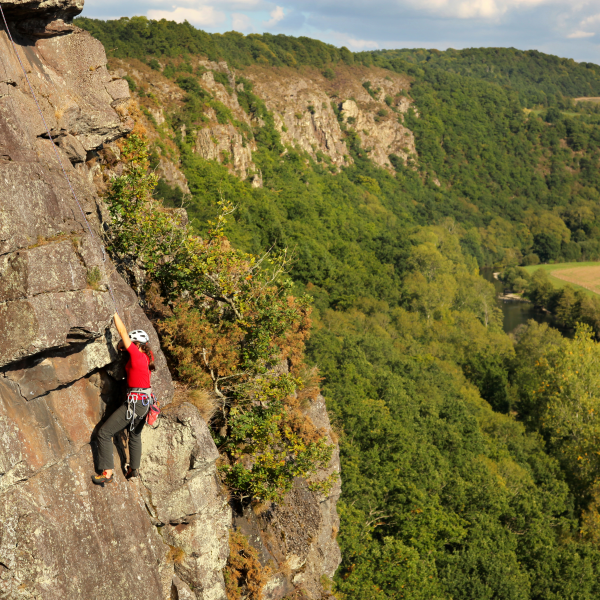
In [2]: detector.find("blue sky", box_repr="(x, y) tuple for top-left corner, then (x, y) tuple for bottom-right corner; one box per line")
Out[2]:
(81, 0), (600, 63)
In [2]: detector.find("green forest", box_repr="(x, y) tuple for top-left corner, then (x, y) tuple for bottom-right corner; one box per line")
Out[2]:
(80, 16), (600, 599)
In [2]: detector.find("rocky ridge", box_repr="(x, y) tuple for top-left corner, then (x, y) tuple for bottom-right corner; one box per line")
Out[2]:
(110, 58), (262, 188)
(108, 57), (417, 184)
(246, 65), (416, 171)
(0, 3), (341, 600)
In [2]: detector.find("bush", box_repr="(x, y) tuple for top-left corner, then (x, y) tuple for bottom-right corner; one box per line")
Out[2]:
(322, 67), (335, 80)
(123, 75), (136, 92)
(523, 253), (540, 265)
(106, 132), (334, 503)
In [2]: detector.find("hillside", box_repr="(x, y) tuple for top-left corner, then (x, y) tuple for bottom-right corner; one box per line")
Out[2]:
(75, 17), (354, 66)
(360, 47), (600, 106)
(77, 17), (600, 275)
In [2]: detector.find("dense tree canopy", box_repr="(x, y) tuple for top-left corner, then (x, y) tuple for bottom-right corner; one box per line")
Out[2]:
(75, 17), (354, 67)
(361, 47), (600, 107)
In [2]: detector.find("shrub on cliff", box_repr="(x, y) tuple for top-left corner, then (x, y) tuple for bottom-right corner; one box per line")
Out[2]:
(105, 132), (334, 502)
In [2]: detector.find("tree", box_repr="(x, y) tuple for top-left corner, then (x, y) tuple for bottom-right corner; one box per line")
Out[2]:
(555, 285), (578, 328)
(532, 325), (600, 496)
(527, 269), (556, 307)
(533, 233), (561, 263)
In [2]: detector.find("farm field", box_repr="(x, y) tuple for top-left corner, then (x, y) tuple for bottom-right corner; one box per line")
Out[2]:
(522, 261), (600, 296)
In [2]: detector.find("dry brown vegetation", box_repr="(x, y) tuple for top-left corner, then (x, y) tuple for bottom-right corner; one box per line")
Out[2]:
(224, 530), (270, 600)
(551, 266), (600, 294)
(167, 384), (219, 423)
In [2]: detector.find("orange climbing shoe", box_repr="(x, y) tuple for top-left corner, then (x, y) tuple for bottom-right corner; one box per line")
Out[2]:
(125, 467), (139, 480)
(91, 471), (114, 486)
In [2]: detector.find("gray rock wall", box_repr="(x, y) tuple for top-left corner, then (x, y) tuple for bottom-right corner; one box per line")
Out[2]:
(0, 4), (231, 599)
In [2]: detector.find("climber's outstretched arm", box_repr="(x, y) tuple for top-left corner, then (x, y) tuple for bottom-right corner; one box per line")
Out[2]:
(113, 312), (132, 349)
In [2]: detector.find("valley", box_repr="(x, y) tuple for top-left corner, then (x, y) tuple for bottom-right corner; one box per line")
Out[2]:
(73, 21), (600, 598)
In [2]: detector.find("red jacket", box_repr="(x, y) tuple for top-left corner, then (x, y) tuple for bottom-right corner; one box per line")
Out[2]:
(125, 343), (153, 389)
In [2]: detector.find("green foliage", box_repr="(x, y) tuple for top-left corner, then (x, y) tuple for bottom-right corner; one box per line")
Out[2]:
(75, 17), (354, 68)
(322, 67), (335, 80)
(163, 61), (600, 595)
(123, 74), (136, 92)
(106, 133), (332, 504)
(361, 47), (600, 107)
(362, 80), (379, 100)
(521, 270), (600, 333)
(154, 178), (184, 207)
(513, 324), (600, 499)
(89, 21), (600, 596)
(219, 376), (335, 502)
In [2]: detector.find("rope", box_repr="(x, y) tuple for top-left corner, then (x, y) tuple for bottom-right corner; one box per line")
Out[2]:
(0, 4), (120, 313)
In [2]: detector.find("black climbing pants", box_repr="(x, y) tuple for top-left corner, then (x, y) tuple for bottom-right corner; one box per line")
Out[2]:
(96, 402), (148, 471)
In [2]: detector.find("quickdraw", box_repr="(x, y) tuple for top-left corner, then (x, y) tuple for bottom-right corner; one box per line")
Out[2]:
(126, 391), (154, 431)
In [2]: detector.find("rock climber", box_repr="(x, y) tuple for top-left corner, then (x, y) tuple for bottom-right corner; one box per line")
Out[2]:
(92, 312), (156, 486)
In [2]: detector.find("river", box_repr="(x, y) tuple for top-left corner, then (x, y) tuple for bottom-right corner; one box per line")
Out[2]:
(481, 269), (564, 335)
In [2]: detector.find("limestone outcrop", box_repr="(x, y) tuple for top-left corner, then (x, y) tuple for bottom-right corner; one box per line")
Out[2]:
(112, 57), (417, 180)
(246, 73), (351, 170)
(109, 59), (260, 184)
(245, 65), (416, 171)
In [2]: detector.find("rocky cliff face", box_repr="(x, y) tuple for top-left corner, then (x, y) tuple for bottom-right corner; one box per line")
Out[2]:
(0, 4), (342, 599)
(0, 5), (232, 599)
(109, 58), (418, 187)
(245, 65), (416, 171)
(110, 58), (262, 186)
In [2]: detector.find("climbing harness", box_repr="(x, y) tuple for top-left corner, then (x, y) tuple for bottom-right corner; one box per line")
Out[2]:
(0, 3), (119, 313)
(126, 389), (154, 431)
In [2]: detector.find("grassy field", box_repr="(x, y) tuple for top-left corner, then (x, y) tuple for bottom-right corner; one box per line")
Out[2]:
(574, 97), (600, 103)
(522, 262), (600, 296)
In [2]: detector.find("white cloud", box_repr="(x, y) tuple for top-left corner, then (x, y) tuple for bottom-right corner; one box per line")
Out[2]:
(580, 12), (600, 28)
(330, 31), (378, 49)
(345, 37), (378, 49)
(263, 5), (284, 26)
(413, 0), (554, 19)
(147, 5), (226, 25)
(146, 0), (262, 7)
(564, 11), (599, 40)
(567, 29), (595, 38)
(456, 0), (501, 19)
(232, 12), (254, 30)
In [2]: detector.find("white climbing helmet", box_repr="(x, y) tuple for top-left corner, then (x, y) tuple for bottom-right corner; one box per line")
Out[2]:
(129, 330), (150, 344)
